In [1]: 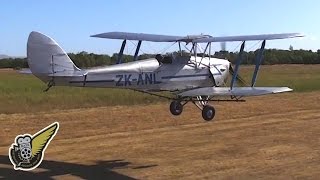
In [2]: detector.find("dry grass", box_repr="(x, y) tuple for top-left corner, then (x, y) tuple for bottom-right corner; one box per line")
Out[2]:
(0, 91), (320, 179)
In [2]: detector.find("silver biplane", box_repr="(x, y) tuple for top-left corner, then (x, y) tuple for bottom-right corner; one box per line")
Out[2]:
(26, 31), (303, 121)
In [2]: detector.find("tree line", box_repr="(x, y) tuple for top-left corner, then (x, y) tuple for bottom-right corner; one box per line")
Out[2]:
(0, 49), (319, 69)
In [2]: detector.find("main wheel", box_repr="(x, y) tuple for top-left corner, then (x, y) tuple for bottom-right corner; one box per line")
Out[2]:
(170, 101), (183, 116)
(202, 105), (215, 121)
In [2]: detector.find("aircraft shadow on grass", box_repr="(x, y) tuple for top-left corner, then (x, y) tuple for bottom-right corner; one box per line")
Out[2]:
(0, 155), (157, 179)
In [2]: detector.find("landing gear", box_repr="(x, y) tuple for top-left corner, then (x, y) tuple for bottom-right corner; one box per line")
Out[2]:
(170, 100), (183, 115)
(169, 96), (216, 121)
(201, 105), (215, 121)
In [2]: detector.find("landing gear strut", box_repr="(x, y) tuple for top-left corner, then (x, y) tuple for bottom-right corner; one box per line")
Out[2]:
(169, 96), (216, 121)
(194, 96), (215, 121)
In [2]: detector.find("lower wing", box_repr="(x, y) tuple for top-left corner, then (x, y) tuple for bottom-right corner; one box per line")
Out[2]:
(178, 87), (292, 97)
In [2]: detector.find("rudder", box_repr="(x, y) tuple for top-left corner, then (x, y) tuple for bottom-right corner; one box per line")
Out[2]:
(27, 31), (80, 83)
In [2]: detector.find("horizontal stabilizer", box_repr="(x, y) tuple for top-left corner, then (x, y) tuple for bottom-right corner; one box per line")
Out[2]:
(178, 87), (292, 97)
(48, 70), (87, 77)
(19, 68), (85, 77)
(19, 68), (32, 74)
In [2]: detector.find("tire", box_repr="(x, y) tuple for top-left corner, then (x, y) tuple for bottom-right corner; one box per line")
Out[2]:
(202, 105), (215, 121)
(170, 101), (183, 116)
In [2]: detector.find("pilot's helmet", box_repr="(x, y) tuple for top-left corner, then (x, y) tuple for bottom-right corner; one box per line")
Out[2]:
(155, 54), (164, 62)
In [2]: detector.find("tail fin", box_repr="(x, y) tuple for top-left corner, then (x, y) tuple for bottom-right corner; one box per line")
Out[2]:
(27, 31), (81, 83)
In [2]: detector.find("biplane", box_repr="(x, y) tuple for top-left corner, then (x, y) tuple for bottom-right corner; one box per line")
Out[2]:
(26, 31), (303, 121)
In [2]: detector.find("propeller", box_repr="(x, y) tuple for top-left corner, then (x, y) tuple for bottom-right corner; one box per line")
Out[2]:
(220, 42), (226, 52)
(229, 65), (247, 86)
(217, 42), (228, 59)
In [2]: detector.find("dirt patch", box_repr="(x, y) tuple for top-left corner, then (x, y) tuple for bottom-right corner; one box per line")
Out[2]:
(0, 92), (320, 179)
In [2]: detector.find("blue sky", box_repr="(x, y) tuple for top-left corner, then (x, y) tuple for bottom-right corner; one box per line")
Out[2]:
(1, 0), (319, 56)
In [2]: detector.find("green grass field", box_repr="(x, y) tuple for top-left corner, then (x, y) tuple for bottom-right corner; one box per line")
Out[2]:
(242, 65), (320, 92)
(0, 64), (319, 114)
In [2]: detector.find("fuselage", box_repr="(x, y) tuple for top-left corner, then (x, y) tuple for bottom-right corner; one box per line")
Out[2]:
(61, 55), (230, 92)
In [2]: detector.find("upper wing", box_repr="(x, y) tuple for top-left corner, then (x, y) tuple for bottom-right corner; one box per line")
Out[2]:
(178, 87), (292, 97)
(91, 32), (213, 43)
(91, 32), (303, 43)
(194, 33), (304, 43)
(31, 123), (59, 157)
(91, 32), (184, 42)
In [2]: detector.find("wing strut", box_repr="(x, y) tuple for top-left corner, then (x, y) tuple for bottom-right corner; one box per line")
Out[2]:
(251, 40), (266, 87)
(117, 40), (126, 64)
(178, 42), (183, 56)
(230, 41), (245, 89)
(133, 40), (142, 61)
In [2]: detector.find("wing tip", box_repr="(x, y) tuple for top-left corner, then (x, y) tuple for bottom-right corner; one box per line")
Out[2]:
(290, 33), (305, 38)
(90, 33), (103, 38)
(272, 87), (293, 94)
